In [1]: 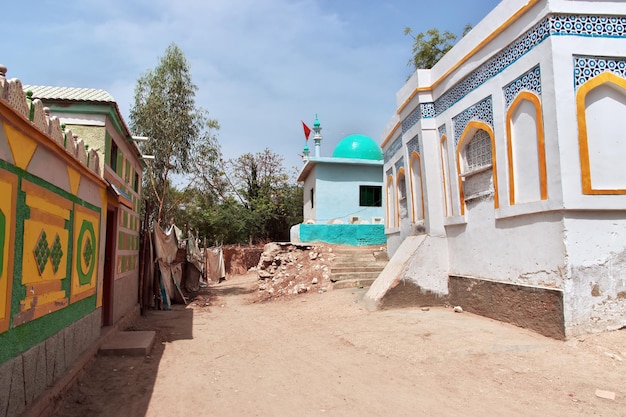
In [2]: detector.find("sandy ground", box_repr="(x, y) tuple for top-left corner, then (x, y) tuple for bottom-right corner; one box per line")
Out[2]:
(53, 272), (626, 417)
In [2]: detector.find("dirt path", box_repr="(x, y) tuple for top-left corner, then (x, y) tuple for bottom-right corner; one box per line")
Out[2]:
(54, 272), (625, 417)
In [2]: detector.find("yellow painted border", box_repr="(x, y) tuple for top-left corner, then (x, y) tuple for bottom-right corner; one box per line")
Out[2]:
(396, 0), (542, 115)
(439, 135), (452, 217)
(386, 175), (395, 228)
(408, 152), (425, 223)
(456, 121), (499, 215)
(506, 91), (548, 205)
(382, 0), (542, 148)
(396, 167), (406, 227)
(577, 72), (626, 194)
(0, 169), (17, 334)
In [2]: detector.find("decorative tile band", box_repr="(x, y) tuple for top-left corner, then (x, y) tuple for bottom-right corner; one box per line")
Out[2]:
(574, 55), (626, 89)
(452, 96), (494, 145)
(429, 14), (626, 118)
(407, 134), (420, 156)
(421, 103), (435, 118)
(395, 157), (405, 172)
(503, 65), (542, 108)
(384, 135), (403, 163)
(401, 103), (437, 134)
(402, 106), (421, 133)
(438, 124), (447, 138)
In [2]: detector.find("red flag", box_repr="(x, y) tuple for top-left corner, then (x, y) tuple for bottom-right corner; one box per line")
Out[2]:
(301, 121), (311, 141)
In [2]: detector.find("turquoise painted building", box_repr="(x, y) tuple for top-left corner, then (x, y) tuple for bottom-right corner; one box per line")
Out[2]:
(291, 117), (386, 246)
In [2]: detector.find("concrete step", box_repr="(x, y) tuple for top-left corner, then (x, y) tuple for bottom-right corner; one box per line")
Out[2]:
(99, 330), (156, 356)
(333, 278), (376, 289)
(331, 271), (382, 282)
(331, 265), (387, 273)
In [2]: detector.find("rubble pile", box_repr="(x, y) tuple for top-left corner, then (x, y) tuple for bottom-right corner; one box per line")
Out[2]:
(255, 242), (335, 301)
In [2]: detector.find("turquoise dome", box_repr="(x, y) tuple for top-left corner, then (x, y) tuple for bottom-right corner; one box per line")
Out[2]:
(331, 134), (383, 160)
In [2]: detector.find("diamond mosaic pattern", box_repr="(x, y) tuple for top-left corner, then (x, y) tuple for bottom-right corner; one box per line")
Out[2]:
(574, 56), (626, 90)
(503, 65), (542, 108)
(83, 236), (93, 268)
(452, 96), (494, 145)
(50, 234), (63, 273)
(34, 230), (50, 275)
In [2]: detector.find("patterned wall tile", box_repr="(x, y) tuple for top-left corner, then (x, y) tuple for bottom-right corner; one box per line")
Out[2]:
(384, 135), (403, 163)
(452, 96), (494, 145)
(574, 55), (626, 89)
(438, 124), (447, 138)
(407, 134), (421, 156)
(503, 65), (542, 108)
(395, 157), (405, 172)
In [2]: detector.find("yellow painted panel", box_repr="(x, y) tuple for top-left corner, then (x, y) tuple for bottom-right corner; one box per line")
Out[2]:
(25, 194), (71, 220)
(22, 219), (69, 284)
(71, 204), (100, 303)
(20, 290), (67, 312)
(0, 170), (17, 334)
(4, 123), (38, 170)
(67, 166), (82, 196)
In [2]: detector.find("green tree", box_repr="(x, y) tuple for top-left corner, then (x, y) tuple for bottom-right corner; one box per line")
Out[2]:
(405, 24), (472, 71)
(226, 149), (303, 243)
(129, 43), (220, 225)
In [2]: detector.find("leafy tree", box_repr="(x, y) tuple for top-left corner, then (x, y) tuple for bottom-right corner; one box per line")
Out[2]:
(226, 149), (303, 243)
(129, 43), (220, 225)
(405, 24), (473, 71)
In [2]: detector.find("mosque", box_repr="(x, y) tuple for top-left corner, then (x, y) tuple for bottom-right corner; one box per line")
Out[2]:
(364, 0), (626, 339)
(290, 116), (386, 246)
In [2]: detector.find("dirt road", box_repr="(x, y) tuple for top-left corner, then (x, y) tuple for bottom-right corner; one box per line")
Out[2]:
(54, 272), (625, 417)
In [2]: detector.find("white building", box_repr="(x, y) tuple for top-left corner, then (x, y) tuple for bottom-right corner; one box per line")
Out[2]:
(365, 0), (626, 339)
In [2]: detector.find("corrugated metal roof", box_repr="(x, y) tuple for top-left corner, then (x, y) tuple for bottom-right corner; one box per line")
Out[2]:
(23, 85), (115, 102)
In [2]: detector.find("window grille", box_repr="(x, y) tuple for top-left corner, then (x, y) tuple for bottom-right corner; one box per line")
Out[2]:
(466, 130), (492, 171)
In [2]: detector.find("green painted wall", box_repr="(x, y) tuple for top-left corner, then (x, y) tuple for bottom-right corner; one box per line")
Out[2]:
(299, 224), (386, 246)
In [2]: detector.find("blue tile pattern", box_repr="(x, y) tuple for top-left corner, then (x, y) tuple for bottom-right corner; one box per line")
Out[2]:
(421, 103), (435, 118)
(574, 55), (626, 90)
(395, 157), (405, 172)
(503, 65), (542, 108)
(438, 124), (447, 139)
(552, 15), (626, 38)
(386, 168), (393, 178)
(431, 14), (626, 117)
(452, 96), (493, 145)
(402, 106), (422, 133)
(384, 135), (403, 163)
(407, 134), (420, 156)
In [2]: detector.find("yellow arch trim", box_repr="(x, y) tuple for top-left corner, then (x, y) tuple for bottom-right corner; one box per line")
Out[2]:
(396, 168), (406, 227)
(397, 0), (542, 114)
(409, 152), (425, 223)
(386, 175), (395, 228)
(455, 121), (498, 215)
(439, 135), (451, 217)
(577, 72), (626, 194)
(506, 91), (548, 205)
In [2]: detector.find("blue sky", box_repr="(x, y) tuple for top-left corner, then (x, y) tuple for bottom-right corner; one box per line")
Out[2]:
(2, 0), (501, 175)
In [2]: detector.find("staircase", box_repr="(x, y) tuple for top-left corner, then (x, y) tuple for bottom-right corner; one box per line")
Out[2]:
(330, 246), (388, 289)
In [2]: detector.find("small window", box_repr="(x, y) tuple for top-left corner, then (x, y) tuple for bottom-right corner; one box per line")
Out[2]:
(360, 185), (382, 207)
(465, 129), (492, 172)
(110, 141), (118, 172)
(310, 188), (314, 208)
(133, 172), (139, 193)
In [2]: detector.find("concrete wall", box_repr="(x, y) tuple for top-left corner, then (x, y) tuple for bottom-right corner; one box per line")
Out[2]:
(299, 224), (386, 246)
(379, 0), (626, 337)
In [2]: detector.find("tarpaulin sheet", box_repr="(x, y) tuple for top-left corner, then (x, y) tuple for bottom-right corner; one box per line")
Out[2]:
(153, 225), (179, 264)
(157, 260), (186, 306)
(205, 246), (225, 282)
